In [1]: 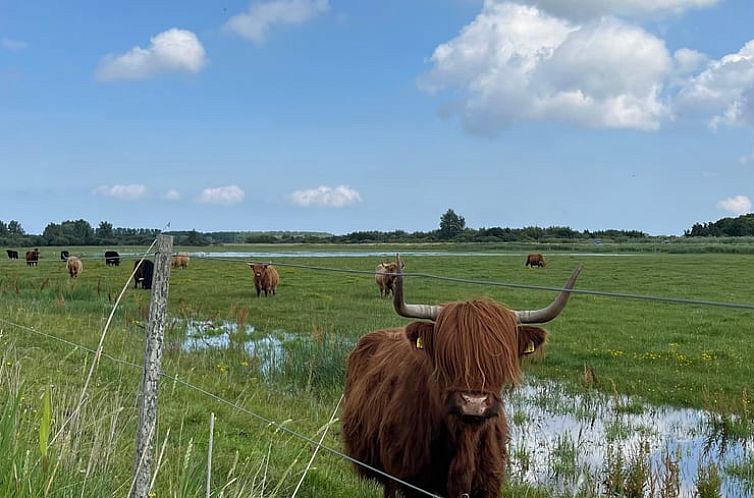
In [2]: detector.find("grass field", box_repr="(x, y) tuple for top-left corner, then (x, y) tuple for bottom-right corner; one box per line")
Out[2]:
(1, 243), (753, 497)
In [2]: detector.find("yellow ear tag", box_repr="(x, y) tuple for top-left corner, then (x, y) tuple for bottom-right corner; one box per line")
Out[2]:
(524, 341), (535, 354)
(416, 337), (424, 349)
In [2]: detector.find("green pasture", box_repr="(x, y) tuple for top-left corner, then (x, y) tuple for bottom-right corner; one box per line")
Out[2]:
(0, 244), (753, 497)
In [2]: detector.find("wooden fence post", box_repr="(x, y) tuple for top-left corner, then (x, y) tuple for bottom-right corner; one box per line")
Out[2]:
(130, 234), (173, 498)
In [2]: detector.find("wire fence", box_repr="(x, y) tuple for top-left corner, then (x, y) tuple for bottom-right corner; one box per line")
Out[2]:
(0, 315), (440, 497)
(5, 251), (754, 312)
(2, 242), (754, 496)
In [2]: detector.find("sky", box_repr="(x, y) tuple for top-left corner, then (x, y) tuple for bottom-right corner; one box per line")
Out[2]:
(1, 0), (754, 236)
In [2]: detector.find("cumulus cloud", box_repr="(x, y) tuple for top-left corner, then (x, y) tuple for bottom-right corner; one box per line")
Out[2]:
(1, 38), (28, 51)
(676, 40), (754, 129)
(224, 0), (329, 43)
(96, 28), (207, 81)
(717, 195), (752, 215)
(288, 185), (362, 207)
(163, 189), (181, 201)
(93, 184), (147, 201)
(420, 2), (671, 134)
(197, 185), (245, 205)
(512, 0), (718, 20)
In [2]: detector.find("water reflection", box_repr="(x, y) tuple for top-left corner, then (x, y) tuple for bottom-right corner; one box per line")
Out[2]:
(507, 381), (753, 497)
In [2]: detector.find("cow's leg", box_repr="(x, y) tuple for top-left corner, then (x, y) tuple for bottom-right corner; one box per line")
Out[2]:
(383, 482), (397, 498)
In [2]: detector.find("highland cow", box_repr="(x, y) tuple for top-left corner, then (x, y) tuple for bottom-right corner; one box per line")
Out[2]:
(66, 256), (83, 278)
(374, 261), (405, 298)
(525, 253), (546, 268)
(342, 257), (581, 498)
(248, 263), (279, 297)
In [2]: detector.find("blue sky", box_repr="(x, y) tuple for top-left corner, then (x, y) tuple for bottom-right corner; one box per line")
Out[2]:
(1, 0), (753, 236)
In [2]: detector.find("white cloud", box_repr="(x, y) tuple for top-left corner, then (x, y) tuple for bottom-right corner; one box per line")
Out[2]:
(197, 185), (245, 205)
(512, 0), (719, 20)
(717, 195), (752, 215)
(224, 0), (329, 43)
(96, 28), (207, 81)
(288, 185), (362, 207)
(676, 40), (754, 129)
(1, 38), (28, 51)
(420, 2), (671, 134)
(94, 184), (147, 201)
(163, 189), (181, 201)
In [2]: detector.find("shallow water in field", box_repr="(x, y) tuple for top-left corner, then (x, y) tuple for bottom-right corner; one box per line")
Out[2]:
(178, 318), (753, 497)
(507, 381), (753, 497)
(179, 319), (289, 376)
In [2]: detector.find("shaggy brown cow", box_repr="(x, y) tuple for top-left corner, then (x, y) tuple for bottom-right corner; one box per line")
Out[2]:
(342, 257), (581, 498)
(525, 253), (546, 268)
(66, 256), (83, 278)
(25, 249), (40, 266)
(374, 261), (405, 297)
(248, 263), (279, 297)
(171, 253), (190, 269)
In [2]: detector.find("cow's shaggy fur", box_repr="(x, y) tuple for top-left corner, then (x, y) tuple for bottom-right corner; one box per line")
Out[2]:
(374, 262), (403, 297)
(248, 263), (279, 297)
(171, 253), (190, 269)
(342, 299), (547, 498)
(66, 256), (83, 278)
(525, 253), (545, 268)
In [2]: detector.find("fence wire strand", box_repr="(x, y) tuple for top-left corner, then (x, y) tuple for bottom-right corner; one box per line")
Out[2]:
(0, 316), (440, 497)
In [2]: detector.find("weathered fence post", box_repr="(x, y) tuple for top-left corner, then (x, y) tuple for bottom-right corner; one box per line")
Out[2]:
(130, 234), (173, 498)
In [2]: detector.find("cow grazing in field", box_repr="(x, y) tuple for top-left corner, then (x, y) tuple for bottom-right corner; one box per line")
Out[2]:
(25, 249), (40, 266)
(133, 259), (154, 290)
(6, 249), (18, 260)
(248, 263), (279, 297)
(525, 253), (546, 268)
(66, 256), (83, 278)
(374, 261), (405, 298)
(60, 250), (69, 261)
(342, 256), (581, 498)
(105, 250), (120, 267)
(171, 253), (190, 269)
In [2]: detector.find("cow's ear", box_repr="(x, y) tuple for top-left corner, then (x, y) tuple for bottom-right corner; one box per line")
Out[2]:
(405, 322), (434, 352)
(518, 326), (548, 356)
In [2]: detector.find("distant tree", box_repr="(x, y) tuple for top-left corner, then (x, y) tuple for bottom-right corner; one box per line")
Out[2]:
(185, 229), (209, 246)
(7, 220), (24, 235)
(97, 221), (114, 240)
(0, 220), (7, 235)
(439, 209), (466, 240)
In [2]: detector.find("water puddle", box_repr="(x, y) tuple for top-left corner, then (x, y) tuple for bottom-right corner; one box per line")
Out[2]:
(507, 381), (753, 497)
(180, 319), (291, 376)
(178, 319), (353, 382)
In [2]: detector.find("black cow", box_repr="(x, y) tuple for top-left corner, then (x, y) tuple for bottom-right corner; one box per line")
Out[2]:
(133, 259), (154, 290)
(105, 250), (120, 267)
(60, 250), (69, 261)
(6, 249), (18, 260)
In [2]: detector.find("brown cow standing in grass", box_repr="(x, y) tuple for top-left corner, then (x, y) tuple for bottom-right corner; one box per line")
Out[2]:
(343, 256), (581, 498)
(66, 256), (83, 278)
(248, 263), (279, 297)
(171, 253), (190, 269)
(25, 249), (39, 266)
(525, 253), (546, 268)
(374, 261), (405, 297)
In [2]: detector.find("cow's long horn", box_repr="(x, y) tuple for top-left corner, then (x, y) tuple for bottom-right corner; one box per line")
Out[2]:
(515, 265), (582, 324)
(393, 254), (441, 321)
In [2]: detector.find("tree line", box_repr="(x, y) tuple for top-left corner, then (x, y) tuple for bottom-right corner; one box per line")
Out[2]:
(684, 213), (754, 237)
(1, 210), (750, 248)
